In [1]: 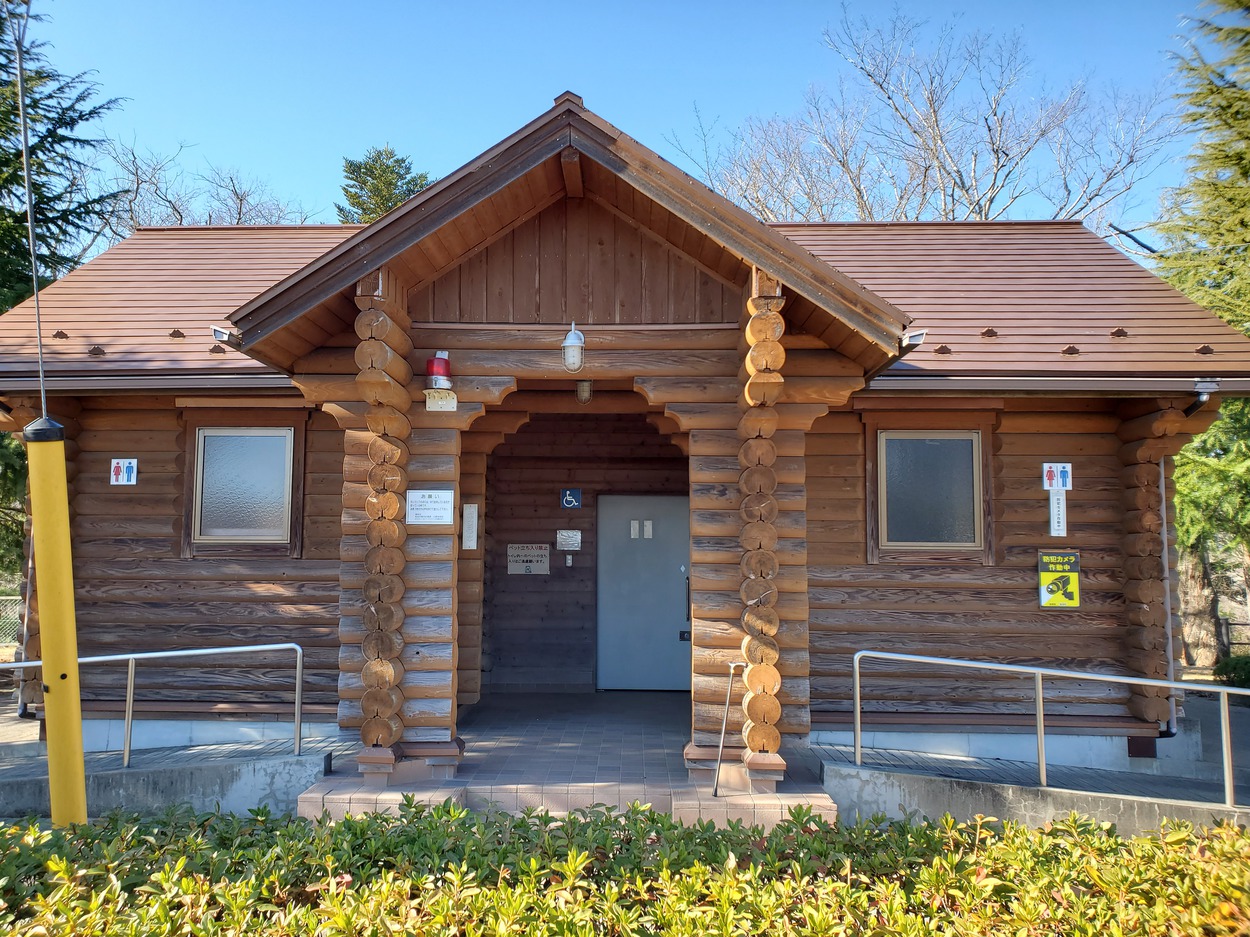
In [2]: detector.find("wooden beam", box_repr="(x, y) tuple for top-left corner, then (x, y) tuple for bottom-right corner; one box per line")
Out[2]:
(561, 147), (584, 198)
(355, 264), (410, 321)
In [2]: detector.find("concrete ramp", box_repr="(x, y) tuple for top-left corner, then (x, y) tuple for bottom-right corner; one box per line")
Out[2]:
(0, 737), (354, 818)
(818, 745), (1249, 835)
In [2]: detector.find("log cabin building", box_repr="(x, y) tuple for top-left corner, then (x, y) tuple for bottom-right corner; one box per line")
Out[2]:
(4, 93), (1250, 788)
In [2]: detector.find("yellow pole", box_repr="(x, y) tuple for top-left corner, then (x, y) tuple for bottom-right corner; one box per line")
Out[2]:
(24, 417), (86, 825)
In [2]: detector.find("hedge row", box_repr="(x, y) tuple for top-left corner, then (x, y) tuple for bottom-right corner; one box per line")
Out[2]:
(1, 802), (1247, 935)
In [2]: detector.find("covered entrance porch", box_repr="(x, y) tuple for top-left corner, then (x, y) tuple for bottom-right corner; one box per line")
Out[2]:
(226, 94), (909, 796)
(297, 691), (836, 826)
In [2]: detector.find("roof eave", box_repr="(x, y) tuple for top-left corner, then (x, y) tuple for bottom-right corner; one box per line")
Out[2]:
(867, 373), (1250, 394)
(230, 105), (599, 353)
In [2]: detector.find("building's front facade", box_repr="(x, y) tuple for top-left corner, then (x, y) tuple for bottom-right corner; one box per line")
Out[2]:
(3, 95), (1248, 787)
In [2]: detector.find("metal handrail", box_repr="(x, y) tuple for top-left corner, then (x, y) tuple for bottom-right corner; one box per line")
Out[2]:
(6, 643), (305, 767)
(852, 649), (1250, 808)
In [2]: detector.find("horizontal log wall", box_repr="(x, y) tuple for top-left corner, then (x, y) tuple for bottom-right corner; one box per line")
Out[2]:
(410, 197), (741, 326)
(483, 411), (687, 691)
(34, 395), (342, 710)
(808, 400), (1153, 724)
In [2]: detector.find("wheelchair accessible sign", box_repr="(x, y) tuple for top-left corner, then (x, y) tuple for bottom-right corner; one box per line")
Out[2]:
(1038, 550), (1080, 608)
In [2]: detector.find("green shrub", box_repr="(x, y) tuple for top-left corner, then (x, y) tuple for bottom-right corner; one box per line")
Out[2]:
(1214, 653), (1250, 689)
(0, 804), (1247, 935)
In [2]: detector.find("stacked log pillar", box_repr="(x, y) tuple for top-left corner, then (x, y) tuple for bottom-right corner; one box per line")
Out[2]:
(1116, 400), (1217, 723)
(348, 268), (414, 778)
(737, 269), (789, 778)
(398, 412), (462, 764)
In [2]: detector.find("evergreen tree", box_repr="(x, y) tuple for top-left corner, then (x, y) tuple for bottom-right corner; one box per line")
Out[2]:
(1155, 0), (1250, 658)
(1155, 0), (1250, 329)
(0, 432), (23, 579)
(0, 2), (118, 310)
(335, 145), (430, 224)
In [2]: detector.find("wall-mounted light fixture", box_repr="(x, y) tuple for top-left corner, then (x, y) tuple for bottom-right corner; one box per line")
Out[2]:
(561, 322), (585, 373)
(575, 380), (593, 405)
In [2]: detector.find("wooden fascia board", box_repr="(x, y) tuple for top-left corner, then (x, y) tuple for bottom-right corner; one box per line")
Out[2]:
(0, 372), (295, 393)
(231, 119), (587, 351)
(568, 127), (911, 354)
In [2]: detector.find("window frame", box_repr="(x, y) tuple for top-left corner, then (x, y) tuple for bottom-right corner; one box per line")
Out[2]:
(181, 411), (306, 558)
(863, 412), (994, 566)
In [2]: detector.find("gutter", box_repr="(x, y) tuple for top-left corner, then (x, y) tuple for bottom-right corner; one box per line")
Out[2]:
(866, 375), (1250, 394)
(0, 373), (297, 394)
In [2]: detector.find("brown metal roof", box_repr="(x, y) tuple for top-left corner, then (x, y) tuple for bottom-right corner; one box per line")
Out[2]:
(0, 225), (357, 391)
(4, 207), (1250, 397)
(775, 220), (1250, 380)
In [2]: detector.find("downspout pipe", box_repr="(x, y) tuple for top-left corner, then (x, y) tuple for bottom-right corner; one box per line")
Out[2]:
(1158, 455), (1178, 738)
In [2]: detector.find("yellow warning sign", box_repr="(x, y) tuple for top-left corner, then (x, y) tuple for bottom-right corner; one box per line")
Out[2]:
(1039, 550), (1080, 607)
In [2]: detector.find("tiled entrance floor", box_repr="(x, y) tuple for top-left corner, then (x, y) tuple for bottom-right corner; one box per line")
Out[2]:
(299, 692), (838, 828)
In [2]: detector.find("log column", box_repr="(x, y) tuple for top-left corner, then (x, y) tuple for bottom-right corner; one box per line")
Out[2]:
(349, 267), (414, 780)
(737, 269), (789, 782)
(1116, 400), (1218, 723)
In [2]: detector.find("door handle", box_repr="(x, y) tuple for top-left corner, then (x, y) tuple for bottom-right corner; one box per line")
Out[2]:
(686, 576), (691, 622)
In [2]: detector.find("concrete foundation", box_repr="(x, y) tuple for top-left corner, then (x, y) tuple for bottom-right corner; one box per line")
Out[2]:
(80, 718), (340, 753)
(810, 728), (1209, 778)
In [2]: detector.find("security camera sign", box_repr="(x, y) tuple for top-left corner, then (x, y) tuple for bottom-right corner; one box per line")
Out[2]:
(1038, 550), (1080, 608)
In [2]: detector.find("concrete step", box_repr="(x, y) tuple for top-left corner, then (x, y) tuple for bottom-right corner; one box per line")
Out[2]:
(298, 772), (836, 831)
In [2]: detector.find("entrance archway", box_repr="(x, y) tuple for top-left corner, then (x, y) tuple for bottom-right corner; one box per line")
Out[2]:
(474, 408), (689, 694)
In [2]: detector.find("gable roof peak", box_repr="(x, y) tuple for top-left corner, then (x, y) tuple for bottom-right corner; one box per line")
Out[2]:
(553, 90), (585, 108)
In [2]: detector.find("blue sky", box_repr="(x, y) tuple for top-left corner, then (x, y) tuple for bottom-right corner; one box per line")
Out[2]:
(34, 0), (1197, 230)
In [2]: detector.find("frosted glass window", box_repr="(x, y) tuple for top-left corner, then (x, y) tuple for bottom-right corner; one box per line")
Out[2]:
(194, 428), (293, 542)
(880, 431), (981, 547)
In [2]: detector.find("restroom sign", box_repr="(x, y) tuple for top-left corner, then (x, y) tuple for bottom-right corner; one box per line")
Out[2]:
(1038, 550), (1080, 608)
(110, 458), (137, 485)
(1042, 463), (1072, 490)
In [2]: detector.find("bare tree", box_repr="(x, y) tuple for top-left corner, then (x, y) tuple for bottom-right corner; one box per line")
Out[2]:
(677, 7), (1179, 224)
(84, 138), (310, 252)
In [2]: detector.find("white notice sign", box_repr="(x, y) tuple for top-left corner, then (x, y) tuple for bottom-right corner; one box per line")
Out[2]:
(406, 489), (455, 525)
(1048, 488), (1068, 537)
(462, 502), (479, 550)
(507, 543), (550, 575)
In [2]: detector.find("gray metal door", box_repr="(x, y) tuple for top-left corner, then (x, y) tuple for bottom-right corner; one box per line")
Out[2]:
(596, 495), (691, 690)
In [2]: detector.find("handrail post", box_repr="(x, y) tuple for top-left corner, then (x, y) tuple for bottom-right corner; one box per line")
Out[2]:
(123, 657), (136, 768)
(293, 645), (304, 757)
(1034, 671), (1047, 787)
(1221, 691), (1235, 808)
(713, 661), (744, 798)
(853, 652), (863, 766)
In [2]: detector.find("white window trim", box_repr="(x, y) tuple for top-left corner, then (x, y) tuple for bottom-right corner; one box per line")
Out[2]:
(192, 426), (295, 543)
(877, 429), (984, 550)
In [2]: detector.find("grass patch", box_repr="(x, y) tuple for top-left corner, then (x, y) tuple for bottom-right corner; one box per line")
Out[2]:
(1, 803), (1247, 934)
